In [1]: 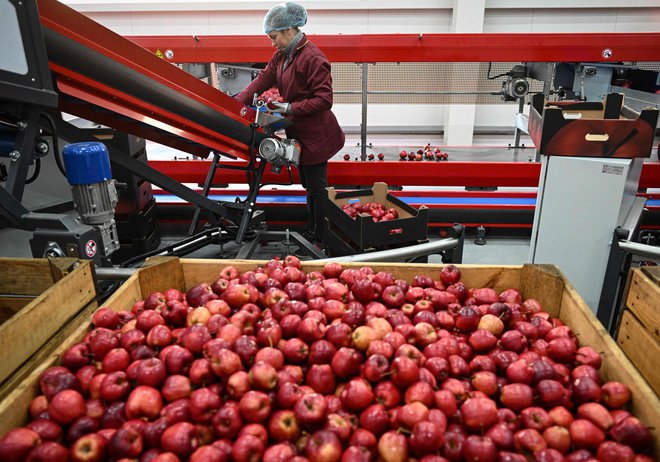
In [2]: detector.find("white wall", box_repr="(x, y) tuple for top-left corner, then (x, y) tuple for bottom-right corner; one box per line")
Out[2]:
(60, 1), (660, 142)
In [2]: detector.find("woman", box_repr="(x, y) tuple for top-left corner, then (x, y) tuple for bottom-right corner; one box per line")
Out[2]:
(235, 2), (345, 246)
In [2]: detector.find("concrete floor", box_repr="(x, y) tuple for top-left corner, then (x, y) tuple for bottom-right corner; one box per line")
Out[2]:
(0, 223), (530, 266)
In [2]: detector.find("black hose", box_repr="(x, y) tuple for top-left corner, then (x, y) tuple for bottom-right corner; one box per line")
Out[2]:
(119, 226), (231, 268)
(39, 113), (67, 178)
(25, 157), (41, 184)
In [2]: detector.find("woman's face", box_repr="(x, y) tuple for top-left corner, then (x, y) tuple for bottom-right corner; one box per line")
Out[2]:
(268, 28), (296, 51)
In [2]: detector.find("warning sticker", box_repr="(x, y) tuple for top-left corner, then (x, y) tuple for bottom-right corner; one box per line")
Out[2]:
(85, 240), (97, 258)
(602, 165), (624, 175)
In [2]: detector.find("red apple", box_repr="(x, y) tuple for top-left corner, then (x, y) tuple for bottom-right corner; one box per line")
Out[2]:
(189, 387), (221, 423)
(108, 423), (143, 460)
(340, 378), (374, 411)
(48, 390), (86, 425)
(268, 409), (301, 442)
(160, 421), (198, 459)
(409, 421), (444, 456)
(601, 381), (631, 409)
(460, 398), (498, 432)
(462, 435), (497, 462)
(500, 383), (534, 411)
(0, 428), (41, 462)
(596, 441), (635, 462)
(70, 433), (107, 462)
(542, 425), (571, 454)
(378, 430), (408, 462)
(239, 390), (272, 423)
(306, 364), (336, 395)
(211, 402), (243, 439)
(569, 419), (605, 449)
(294, 392), (328, 428)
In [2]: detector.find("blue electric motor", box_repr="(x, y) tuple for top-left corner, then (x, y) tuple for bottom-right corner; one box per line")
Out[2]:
(62, 142), (120, 257)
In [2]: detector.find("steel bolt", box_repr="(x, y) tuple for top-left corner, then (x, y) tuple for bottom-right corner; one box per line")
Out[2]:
(16, 121), (27, 131)
(9, 151), (20, 162)
(35, 142), (49, 155)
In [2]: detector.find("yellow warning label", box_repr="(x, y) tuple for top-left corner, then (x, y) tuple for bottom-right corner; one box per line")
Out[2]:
(155, 49), (164, 59)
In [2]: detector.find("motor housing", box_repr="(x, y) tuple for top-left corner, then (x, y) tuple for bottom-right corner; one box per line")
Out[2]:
(62, 141), (120, 258)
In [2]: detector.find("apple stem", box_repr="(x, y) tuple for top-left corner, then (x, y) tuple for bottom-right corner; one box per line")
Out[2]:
(397, 427), (411, 435)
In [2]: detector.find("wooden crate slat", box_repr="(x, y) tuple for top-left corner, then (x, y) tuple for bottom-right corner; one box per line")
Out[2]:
(0, 300), (98, 402)
(0, 259), (53, 295)
(617, 310), (660, 397)
(179, 259), (524, 294)
(626, 269), (660, 341)
(558, 285), (660, 448)
(0, 260), (96, 385)
(0, 298), (32, 324)
(138, 257), (186, 295)
(641, 266), (660, 285)
(519, 264), (565, 318)
(0, 304), (98, 435)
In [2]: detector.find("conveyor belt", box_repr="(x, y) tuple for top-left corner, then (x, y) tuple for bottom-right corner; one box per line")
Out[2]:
(38, 0), (265, 160)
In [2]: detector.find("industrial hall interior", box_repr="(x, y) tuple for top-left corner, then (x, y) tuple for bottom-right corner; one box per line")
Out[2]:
(0, 1), (659, 461)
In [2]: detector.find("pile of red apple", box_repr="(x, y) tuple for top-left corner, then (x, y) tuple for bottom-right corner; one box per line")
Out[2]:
(257, 88), (284, 109)
(399, 145), (448, 161)
(341, 202), (399, 222)
(0, 259), (655, 462)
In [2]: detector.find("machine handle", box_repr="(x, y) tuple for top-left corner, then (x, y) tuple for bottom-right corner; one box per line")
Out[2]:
(584, 133), (609, 142)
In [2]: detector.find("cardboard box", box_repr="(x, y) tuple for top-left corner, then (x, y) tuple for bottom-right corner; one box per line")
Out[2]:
(325, 182), (428, 249)
(528, 93), (658, 157)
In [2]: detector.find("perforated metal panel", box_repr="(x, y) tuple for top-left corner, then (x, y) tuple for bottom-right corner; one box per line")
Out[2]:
(330, 61), (660, 105)
(331, 62), (545, 104)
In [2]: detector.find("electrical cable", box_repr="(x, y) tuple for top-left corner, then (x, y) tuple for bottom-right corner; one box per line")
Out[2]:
(39, 113), (67, 177)
(25, 158), (41, 184)
(0, 118), (18, 129)
(487, 62), (510, 80)
(119, 226), (232, 268)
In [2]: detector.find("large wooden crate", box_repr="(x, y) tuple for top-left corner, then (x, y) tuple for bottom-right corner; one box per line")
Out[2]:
(0, 258), (97, 397)
(0, 257), (658, 455)
(616, 266), (660, 396)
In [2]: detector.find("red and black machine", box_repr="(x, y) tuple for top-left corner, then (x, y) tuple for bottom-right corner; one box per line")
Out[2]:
(0, 0), (313, 263)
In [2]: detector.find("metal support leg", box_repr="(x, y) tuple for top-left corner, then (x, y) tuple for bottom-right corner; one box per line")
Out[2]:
(360, 63), (369, 161)
(188, 151), (221, 235)
(511, 97), (525, 151)
(5, 109), (42, 201)
(236, 231), (326, 260)
(235, 160), (267, 244)
(597, 228), (632, 335)
(442, 224), (465, 264)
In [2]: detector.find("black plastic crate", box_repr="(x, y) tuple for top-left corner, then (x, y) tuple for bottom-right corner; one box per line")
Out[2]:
(324, 218), (428, 262)
(324, 182), (428, 249)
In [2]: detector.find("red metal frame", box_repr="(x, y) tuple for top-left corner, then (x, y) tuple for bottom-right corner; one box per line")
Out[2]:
(126, 33), (660, 63)
(149, 160), (660, 189)
(38, 0), (256, 160)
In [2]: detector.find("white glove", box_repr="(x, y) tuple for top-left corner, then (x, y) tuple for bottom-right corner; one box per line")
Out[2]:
(271, 101), (291, 114)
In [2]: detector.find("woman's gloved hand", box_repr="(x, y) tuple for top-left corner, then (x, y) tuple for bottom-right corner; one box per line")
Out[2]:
(270, 101), (291, 114)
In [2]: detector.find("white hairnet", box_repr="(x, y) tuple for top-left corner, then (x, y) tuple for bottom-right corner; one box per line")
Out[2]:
(263, 2), (308, 34)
